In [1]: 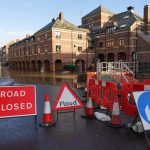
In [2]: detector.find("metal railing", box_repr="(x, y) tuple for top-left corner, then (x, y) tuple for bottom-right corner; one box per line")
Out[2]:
(97, 61), (135, 83)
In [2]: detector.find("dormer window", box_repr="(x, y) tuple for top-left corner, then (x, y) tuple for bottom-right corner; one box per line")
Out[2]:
(120, 24), (127, 28)
(124, 16), (129, 19)
(107, 27), (115, 34)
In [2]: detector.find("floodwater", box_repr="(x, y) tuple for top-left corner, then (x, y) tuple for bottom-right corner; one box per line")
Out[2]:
(4, 68), (77, 86)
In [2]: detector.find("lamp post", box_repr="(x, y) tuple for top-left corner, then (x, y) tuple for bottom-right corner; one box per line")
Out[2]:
(94, 35), (100, 71)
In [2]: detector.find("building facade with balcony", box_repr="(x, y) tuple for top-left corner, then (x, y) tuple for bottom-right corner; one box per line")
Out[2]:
(9, 12), (93, 72)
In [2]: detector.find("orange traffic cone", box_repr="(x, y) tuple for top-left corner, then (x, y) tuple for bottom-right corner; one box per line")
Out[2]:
(85, 97), (94, 118)
(107, 96), (124, 128)
(39, 94), (55, 127)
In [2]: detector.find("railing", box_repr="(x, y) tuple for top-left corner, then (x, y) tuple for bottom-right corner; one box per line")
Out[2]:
(97, 61), (136, 83)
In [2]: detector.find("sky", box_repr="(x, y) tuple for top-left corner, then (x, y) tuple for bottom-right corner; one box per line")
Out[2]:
(0, 0), (150, 47)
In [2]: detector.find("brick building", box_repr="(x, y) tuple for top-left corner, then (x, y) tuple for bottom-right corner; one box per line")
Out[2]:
(82, 5), (150, 63)
(9, 13), (92, 72)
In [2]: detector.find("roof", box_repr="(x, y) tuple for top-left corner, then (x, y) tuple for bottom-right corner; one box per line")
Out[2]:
(98, 10), (143, 33)
(36, 18), (88, 34)
(82, 6), (114, 19)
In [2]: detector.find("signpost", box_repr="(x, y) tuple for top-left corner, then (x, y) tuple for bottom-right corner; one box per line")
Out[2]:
(133, 91), (150, 148)
(0, 86), (36, 118)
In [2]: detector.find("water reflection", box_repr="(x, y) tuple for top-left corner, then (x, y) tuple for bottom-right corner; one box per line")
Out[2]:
(1, 68), (75, 86)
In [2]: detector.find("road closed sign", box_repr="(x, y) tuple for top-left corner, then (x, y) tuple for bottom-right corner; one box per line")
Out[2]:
(53, 82), (83, 111)
(133, 91), (150, 130)
(0, 86), (36, 118)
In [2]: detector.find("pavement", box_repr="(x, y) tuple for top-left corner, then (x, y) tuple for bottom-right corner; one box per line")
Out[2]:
(0, 83), (149, 150)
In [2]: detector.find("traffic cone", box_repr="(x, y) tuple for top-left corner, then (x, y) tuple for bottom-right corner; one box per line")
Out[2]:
(39, 94), (55, 127)
(107, 96), (124, 128)
(85, 97), (94, 118)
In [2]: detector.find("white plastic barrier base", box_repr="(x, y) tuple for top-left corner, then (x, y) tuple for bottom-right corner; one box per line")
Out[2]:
(94, 112), (111, 122)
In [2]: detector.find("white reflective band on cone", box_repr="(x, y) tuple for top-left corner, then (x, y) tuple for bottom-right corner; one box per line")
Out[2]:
(95, 79), (98, 85)
(44, 102), (51, 113)
(112, 102), (119, 115)
(86, 97), (93, 108)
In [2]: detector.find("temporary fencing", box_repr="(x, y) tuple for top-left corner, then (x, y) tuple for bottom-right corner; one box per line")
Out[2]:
(86, 76), (150, 117)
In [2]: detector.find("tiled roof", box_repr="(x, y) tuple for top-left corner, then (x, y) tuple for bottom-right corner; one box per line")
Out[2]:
(36, 18), (88, 34)
(82, 6), (114, 18)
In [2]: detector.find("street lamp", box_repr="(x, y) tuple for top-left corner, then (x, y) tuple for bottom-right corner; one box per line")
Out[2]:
(94, 35), (100, 71)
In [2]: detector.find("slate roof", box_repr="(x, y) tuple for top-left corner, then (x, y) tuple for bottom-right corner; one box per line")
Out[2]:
(82, 6), (114, 19)
(36, 18), (88, 34)
(98, 10), (143, 33)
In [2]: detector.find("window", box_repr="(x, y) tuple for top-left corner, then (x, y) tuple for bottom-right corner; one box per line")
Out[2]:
(78, 34), (82, 39)
(107, 27), (115, 34)
(45, 47), (48, 52)
(55, 32), (61, 38)
(78, 46), (82, 52)
(98, 42), (103, 48)
(37, 37), (40, 41)
(45, 33), (47, 39)
(37, 47), (40, 54)
(119, 39), (124, 47)
(120, 24), (127, 28)
(32, 48), (34, 54)
(107, 40), (114, 48)
(26, 49), (29, 55)
(124, 16), (129, 19)
(56, 45), (61, 52)
(89, 24), (93, 29)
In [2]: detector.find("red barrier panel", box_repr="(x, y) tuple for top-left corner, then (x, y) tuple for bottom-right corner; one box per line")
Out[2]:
(143, 79), (150, 85)
(92, 79), (100, 105)
(121, 83), (144, 116)
(100, 81), (109, 108)
(98, 80), (118, 111)
(88, 78), (95, 98)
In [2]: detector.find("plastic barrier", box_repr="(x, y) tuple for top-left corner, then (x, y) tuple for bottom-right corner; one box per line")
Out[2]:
(87, 76), (150, 117)
(98, 80), (118, 111)
(121, 83), (144, 116)
(87, 72), (96, 96)
(91, 79), (101, 105)
(143, 79), (150, 85)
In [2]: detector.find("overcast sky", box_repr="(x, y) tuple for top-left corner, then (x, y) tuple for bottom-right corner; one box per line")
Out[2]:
(0, 0), (149, 47)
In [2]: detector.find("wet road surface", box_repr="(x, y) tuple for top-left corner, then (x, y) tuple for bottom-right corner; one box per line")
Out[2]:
(0, 83), (149, 150)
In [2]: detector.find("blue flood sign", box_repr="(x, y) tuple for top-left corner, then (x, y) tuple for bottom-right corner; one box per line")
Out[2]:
(133, 91), (150, 130)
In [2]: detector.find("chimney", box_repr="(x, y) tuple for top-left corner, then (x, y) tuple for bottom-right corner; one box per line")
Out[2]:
(26, 34), (30, 38)
(59, 12), (64, 21)
(127, 6), (134, 13)
(144, 5), (150, 34)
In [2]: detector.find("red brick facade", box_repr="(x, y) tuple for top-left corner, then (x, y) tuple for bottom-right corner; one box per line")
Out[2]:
(9, 13), (94, 72)
(83, 6), (150, 63)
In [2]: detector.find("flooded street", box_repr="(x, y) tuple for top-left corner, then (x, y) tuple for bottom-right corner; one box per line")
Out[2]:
(0, 68), (149, 150)
(3, 68), (77, 86)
